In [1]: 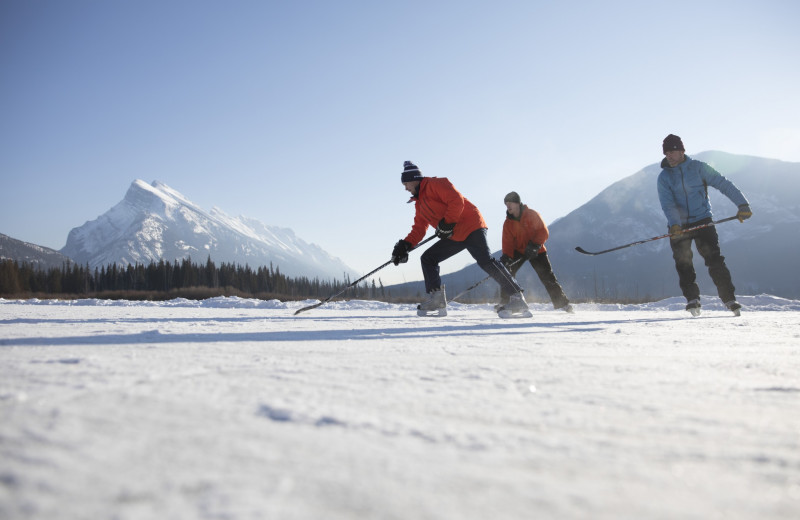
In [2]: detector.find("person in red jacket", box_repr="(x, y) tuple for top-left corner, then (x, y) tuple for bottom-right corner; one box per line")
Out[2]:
(500, 191), (573, 313)
(391, 161), (529, 317)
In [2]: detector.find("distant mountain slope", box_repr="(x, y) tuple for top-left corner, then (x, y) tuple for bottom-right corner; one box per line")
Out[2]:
(389, 152), (800, 301)
(60, 180), (357, 281)
(0, 233), (74, 270)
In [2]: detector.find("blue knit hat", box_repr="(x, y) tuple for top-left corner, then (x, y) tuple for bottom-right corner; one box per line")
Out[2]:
(401, 161), (423, 183)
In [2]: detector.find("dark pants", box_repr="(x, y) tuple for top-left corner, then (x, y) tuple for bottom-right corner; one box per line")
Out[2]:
(500, 252), (570, 309)
(420, 228), (522, 295)
(669, 217), (736, 303)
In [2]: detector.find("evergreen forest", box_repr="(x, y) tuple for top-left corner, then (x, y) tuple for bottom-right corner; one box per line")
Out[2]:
(0, 258), (392, 302)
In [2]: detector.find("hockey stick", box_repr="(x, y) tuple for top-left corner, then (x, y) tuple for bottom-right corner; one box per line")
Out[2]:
(294, 235), (437, 315)
(448, 256), (526, 303)
(574, 216), (739, 256)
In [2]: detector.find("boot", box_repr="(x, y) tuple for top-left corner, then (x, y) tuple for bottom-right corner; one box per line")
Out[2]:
(417, 286), (447, 317)
(685, 299), (701, 317)
(497, 292), (532, 319)
(724, 300), (742, 317)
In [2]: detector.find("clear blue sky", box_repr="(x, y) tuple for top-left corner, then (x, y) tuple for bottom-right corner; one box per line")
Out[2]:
(2, 0), (799, 285)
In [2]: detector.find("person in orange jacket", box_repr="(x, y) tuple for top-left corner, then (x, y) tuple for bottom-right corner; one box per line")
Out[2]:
(391, 161), (529, 317)
(500, 191), (573, 313)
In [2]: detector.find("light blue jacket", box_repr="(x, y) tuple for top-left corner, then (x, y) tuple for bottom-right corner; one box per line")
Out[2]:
(657, 155), (748, 227)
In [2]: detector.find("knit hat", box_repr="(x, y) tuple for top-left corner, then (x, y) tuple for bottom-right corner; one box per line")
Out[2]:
(504, 191), (521, 204)
(401, 161), (423, 183)
(662, 134), (685, 154)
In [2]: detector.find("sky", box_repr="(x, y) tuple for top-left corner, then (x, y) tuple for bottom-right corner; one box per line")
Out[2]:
(2, 0), (799, 285)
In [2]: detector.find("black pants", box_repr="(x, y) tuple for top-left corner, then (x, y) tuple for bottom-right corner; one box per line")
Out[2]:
(500, 251), (570, 309)
(420, 228), (522, 295)
(669, 217), (736, 303)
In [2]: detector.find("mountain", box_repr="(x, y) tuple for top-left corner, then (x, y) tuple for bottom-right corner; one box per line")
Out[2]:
(0, 233), (74, 270)
(388, 152), (800, 301)
(60, 180), (357, 281)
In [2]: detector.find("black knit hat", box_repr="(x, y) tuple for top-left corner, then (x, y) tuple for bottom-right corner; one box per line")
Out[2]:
(504, 191), (521, 204)
(401, 161), (423, 183)
(663, 134), (685, 154)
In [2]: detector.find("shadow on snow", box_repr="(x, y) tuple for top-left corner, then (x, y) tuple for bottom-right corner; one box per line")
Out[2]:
(0, 313), (721, 347)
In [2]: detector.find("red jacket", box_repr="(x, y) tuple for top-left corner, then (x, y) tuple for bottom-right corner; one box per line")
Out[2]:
(502, 205), (549, 256)
(404, 177), (487, 246)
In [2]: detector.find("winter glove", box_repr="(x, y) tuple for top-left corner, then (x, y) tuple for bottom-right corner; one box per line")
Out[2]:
(524, 242), (542, 259)
(669, 224), (683, 237)
(391, 240), (411, 265)
(499, 254), (513, 267)
(736, 204), (752, 222)
(435, 219), (456, 239)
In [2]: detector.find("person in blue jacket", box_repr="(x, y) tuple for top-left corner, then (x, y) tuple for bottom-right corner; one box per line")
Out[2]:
(657, 134), (752, 316)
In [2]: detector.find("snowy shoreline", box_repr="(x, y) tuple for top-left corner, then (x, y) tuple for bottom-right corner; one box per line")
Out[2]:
(2, 294), (799, 519)
(3, 292), (800, 312)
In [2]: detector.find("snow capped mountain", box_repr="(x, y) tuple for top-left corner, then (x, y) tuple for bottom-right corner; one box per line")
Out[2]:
(60, 180), (357, 280)
(414, 152), (800, 301)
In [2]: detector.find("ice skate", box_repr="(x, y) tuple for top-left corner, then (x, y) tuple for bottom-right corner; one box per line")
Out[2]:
(685, 299), (701, 317)
(417, 286), (447, 317)
(497, 292), (532, 319)
(725, 300), (742, 317)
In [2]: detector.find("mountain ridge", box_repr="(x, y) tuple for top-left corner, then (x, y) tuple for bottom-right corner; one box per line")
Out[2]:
(59, 180), (357, 281)
(0, 233), (74, 270)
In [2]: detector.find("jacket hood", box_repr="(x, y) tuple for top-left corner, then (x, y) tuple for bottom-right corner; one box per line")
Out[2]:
(661, 154), (692, 169)
(406, 177), (426, 203)
(505, 204), (528, 222)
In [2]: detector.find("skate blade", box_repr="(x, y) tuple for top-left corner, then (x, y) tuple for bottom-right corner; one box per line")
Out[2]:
(731, 308), (741, 317)
(417, 307), (447, 317)
(688, 308), (701, 317)
(497, 309), (533, 319)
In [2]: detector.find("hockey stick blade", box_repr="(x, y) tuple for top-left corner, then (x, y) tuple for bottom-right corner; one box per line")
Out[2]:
(294, 234), (437, 315)
(294, 301), (324, 315)
(574, 246), (602, 256)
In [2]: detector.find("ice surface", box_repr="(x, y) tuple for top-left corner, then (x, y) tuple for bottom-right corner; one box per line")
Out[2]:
(1, 295), (799, 519)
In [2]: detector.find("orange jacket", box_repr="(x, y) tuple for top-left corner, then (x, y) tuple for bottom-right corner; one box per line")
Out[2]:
(404, 177), (487, 245)
(502, 205), (549, 256)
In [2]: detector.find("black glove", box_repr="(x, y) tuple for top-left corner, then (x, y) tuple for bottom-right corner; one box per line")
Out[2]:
(435, 219), (456, 239)
(524, 242), (541, 259)
(737, 204), (752, 222)
(391, 240), (411, 265)
(499, 254), (513, 268)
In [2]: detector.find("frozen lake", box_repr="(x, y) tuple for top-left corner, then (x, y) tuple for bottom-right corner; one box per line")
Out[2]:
(2, 295), (799, 519)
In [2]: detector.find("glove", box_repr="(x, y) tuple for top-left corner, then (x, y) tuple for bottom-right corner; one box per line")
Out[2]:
(499, 254), (513, 268)
(435, 219), (456, 239)
(524, 242), (541, 259)
(737, 204), (752, 222)
(669, 224), (683, 237)
(391, 240), (411, 265)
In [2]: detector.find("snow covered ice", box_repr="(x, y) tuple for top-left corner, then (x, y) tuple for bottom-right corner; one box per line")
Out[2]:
(1, 295), (799, 519)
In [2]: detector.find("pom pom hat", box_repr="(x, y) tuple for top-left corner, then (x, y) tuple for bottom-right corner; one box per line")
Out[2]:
(401, 161), (423, 183)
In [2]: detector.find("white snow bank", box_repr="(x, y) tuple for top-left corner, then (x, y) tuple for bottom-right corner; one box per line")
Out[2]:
(2, 293), (797, 312)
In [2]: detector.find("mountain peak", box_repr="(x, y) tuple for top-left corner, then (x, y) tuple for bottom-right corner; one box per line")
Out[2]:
(61, 181), (357, 280)
(125, 180), (198, 212)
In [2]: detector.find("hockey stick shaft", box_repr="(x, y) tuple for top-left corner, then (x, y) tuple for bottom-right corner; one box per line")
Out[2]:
(574, 216), (739, 256)
(448, 256), (526, 302)
(294, 235), (437, 315)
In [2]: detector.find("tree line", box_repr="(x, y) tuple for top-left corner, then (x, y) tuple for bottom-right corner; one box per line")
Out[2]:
(0, 257), (393, 301)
